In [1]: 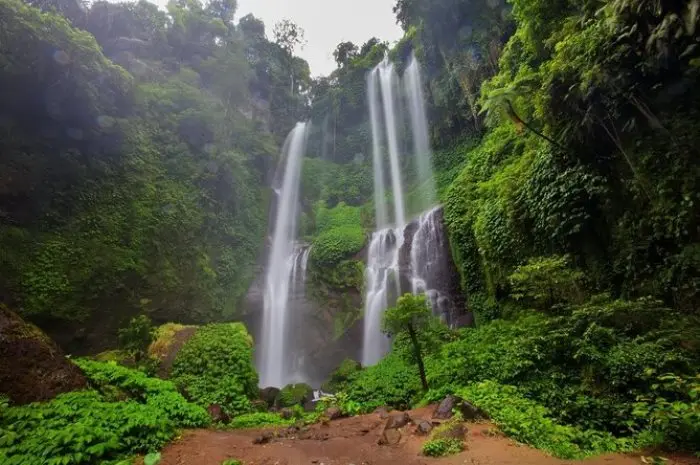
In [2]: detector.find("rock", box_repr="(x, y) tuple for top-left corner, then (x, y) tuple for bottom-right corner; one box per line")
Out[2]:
(207, 404), (229, 423)
(432, 395), (488, 421)
(253, 431), (275, 444)
(433, 395), (459, 420)
(385, 412), (411, 430)
(303, 398), (316, 412)
(433, 422), (467, 440)
(260, 386), (280, 408)
(415, 420), (433, 435)
(0, 306), (86, 405)
(325, 407), (343, 420)
(279, 407), (294, 419)
(459, 400), (489, 420)
(378, 428), (402, 445)
(374, 406), (390, 419)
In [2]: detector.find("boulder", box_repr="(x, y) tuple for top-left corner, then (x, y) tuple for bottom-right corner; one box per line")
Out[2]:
(432, 395), (488, 421)
(253, 431), (275, 444)
(374, 406), (390, 419)
(207, 404), (229, 423)
(378, 428), (402, 445)
(0, 306), (86, 404)
(385, 412), (411, 430)
(260, 386), (280, 408)
(415, 420), (433, 435)
(325, 407), (342, 420)
(432, 422), (466, 440)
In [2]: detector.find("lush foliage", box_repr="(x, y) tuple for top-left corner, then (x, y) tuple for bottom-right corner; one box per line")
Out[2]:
(170, 323), (258, 416)
(458, 381), (643, 459)
(0, 361), (208, 464)
(321, 359), (362, 393)
(0, 0), (311, 349)
(275, 383), (313, 408)
(118, 315), (156, 362)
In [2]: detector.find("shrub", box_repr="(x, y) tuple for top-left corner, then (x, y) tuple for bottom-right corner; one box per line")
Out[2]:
(228, 412), (292, 429)
(0, 366), (209, 465)
(457, 381), (644, 459)
(118, 315), (156, 361)
(275, 383), (313, 408)
(321, 359), (361, 393)
(422, 438), (464, 457)
(344, 353), (422, 411)
(508, 255), (587, 310)
(171, 323), (258, 416)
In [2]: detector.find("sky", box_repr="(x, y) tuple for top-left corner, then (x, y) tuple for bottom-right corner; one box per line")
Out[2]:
(235, 0), (403, 76)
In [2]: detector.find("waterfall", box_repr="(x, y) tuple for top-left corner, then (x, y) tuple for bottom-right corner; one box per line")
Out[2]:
(410, 207), (454, 323)
(361, 228), (398, 366)
(405, 54), (436, 210)
(363, 55), (445, 365)
(260, 122), (309, 388)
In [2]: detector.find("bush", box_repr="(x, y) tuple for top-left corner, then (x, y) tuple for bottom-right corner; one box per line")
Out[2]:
(344, 353), (422, 411)
(458, 381), (644, 459)
(275, 383), (313, 408)
(118, 315), (156, 361)
(508, 255), (587, 310)
(321, 359), (361, 393)
(171, 323), (258, 416)
(422, 438), (464, 457)
(228, 412), (292, 429)
(0, 361), (209, 465)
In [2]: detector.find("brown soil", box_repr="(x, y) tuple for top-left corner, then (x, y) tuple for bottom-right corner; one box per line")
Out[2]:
(158, 407), (700, 465)
(0, 305), (86, 404)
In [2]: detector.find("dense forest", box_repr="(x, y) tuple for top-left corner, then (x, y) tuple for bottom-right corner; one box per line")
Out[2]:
(1, 0), (699, 463)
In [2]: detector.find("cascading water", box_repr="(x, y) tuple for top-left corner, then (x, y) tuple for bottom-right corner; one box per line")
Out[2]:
(259, 122), (309, 388)
(405, 54), (436, 211)
(363, 55), (451, 365)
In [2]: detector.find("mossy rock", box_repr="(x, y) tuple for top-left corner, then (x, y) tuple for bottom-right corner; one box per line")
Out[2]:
(0, 305), (86, 404)
(93, 350), (135, 365)
(147, 323), (198, 378)
(321, 358), (361, 393)
(275, 383), (314, 408)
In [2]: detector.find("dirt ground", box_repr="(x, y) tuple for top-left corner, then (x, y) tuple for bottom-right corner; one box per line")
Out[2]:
(158, 407), (700, 465)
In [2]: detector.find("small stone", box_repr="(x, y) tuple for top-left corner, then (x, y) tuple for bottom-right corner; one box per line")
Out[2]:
(253, 431), (275, 444)
(384, 412), (411, 430)
(415, 420), (433, 435)
(325, 406), (342, 420)
(378, 428), (401, 445)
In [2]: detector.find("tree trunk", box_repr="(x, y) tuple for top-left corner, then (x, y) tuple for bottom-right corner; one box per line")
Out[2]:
(407, 323), (429, 392)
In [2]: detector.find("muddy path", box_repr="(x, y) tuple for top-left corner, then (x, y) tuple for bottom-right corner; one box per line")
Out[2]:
(158, 407), (700, 465)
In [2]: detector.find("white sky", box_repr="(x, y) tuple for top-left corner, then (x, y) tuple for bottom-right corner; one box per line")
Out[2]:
(236, 0), (403, 76)
(137, 0), (404, 76)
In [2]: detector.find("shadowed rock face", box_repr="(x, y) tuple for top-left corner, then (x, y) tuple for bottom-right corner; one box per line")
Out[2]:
(398, 208), (468, 327)
(0, 306), (86, 404)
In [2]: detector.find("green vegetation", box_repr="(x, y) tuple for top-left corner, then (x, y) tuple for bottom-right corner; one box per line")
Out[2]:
(321, 359), (362, 393)
(275, 383), (313, 408)
(422, 438), (464, 457)
(118, 315), (156, 362)
(170, 323), (258, 416)
(0, 361), (209, 465)
(383, 294), (435, 392)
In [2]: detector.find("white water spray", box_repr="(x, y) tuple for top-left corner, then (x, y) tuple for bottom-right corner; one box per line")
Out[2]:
(260, 122), (309, 387)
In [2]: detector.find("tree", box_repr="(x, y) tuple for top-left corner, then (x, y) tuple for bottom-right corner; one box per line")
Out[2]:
(383, 293), (432, 391)
(333, 41), (358, 68)
(272, 19), (305, 55)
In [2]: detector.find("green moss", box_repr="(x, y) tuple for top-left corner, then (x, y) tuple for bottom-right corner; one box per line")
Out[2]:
(148, 323), (198, 361)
